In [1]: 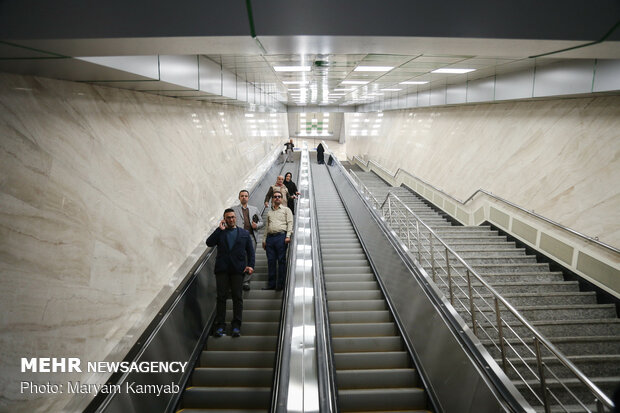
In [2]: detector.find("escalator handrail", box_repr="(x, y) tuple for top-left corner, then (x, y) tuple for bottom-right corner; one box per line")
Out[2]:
(270, 150), (303, 412)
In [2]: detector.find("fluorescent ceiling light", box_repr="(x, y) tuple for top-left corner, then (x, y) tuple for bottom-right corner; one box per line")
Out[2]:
(432, 68), (476, 74)
(400, 81), (429, 85)
(274, 66), (311, 72)
(380, 88), (402, 91)
(354, 66), (394, 72)
(288, 88), (303, 92)
(334, 88), (354, 91)
(342, 80), (370, 85)
(283, 81), (309, 85)
(245, 114), (254, 117)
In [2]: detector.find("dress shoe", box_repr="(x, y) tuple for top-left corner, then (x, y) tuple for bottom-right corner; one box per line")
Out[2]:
(232, 328), (241, 338)
(262, 286), (275, 290)
(242, 282), (250, 291)
(213, 327), (225, 337)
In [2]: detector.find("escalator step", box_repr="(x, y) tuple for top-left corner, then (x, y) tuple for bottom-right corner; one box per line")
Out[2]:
(182, 386), (271, 409)
(330, 310), (391, 324)
(338, 387), (427, 411)
(337, 368), (420, 389)
(206, 336), (277, 351)
(200, 350), (275, 368)
(331, 322), (398, 337)
(328, 300), (387, 311)
(191, 367), (273, 386)
(335, 351), (410, 370)
(332, 336), (403, 352)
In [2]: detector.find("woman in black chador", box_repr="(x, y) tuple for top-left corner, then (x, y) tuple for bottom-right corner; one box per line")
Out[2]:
(283, 172), (299, 214)
(316, 143), (325, 164)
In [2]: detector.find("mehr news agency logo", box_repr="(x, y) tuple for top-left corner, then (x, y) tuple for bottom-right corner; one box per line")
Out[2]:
(20, 357), (186, 396)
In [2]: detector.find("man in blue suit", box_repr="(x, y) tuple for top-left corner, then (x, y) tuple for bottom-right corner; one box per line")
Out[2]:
(206, 208), (255, 337)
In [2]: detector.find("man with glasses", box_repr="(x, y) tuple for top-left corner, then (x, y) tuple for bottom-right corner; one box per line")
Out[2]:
(232, 190), (263, 291)
(262, 190), (293, 291)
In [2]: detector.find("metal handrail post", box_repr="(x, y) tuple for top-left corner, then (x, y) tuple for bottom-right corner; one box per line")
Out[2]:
(429, 231), (436, 283)
(495, 297), (507, 372)
(416, 220), (422, 263)
(446, 248), (454, 306)
(467, 269), (477, 336)
(534, 337), (551, 413)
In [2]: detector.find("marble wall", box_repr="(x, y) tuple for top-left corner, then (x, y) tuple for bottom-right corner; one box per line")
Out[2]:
(0, 72), (287, 412)
(346, 96), (620, 248)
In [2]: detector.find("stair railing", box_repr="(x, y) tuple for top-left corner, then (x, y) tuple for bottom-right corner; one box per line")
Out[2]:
(348, 171), (614, 413)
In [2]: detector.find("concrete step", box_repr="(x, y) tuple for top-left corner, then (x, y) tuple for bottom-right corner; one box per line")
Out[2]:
(501, 354), (620, 378)
(434, 270), (564, 284)
(453, 291), (598, 307)
(481, 335), (620, 357)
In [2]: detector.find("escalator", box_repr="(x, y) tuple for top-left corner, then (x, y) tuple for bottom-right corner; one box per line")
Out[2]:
(311, 161), (434, 413)
(176, 153), (301, 412)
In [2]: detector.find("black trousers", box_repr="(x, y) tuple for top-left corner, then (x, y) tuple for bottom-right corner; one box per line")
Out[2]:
(215, 271), (244, 329)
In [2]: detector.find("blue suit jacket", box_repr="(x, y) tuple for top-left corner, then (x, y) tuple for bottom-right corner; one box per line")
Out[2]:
(206, 227), (255, 274)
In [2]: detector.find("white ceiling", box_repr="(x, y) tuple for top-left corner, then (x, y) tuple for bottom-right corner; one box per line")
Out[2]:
(2, 36), (619, 109)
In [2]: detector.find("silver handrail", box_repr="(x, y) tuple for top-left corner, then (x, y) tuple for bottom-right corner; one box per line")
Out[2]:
(352, 156), (619, 254)
(348, 171), (614, 413)
(272, 150), (306, 412)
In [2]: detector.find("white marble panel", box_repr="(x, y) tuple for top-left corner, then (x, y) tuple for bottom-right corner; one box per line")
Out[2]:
(345, 96), (620, 248)
(0, 72), (287, 412)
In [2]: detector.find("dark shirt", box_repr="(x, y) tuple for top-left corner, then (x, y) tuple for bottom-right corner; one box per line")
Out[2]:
(225, 227), (238, 250)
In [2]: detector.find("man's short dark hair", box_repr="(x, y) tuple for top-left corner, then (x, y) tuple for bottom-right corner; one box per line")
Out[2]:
(239, 190), (249, 197)
(223, 208), (235, 217)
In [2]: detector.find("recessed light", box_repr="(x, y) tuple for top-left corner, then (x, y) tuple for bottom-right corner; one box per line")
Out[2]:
(354, 66), (394, 72)
(342, 80), (370, 85)
(431, 68), (476, 74)
(274, 66), (311, 72)
(400, 81), (429, 85)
